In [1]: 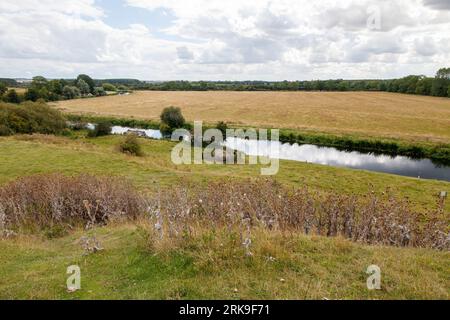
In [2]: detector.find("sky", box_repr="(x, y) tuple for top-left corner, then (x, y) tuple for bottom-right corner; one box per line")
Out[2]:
(0, 0), (449, 81)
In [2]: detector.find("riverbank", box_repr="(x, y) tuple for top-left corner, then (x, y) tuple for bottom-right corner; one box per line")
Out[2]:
(66, 114), (450, 165)
(1, 134), (448, 211)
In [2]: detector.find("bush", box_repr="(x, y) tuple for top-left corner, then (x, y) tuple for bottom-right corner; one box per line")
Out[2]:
(0, 101), (67, 135)
(160, 106), (185, 129)
(118, 134), (143, 156)
(87, 121), (112, 137)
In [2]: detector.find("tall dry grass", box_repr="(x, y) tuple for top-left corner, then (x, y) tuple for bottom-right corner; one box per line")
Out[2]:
(0, 174), (448, 250)
(0, 174), (144, 235)
(145, 180), (449, 251)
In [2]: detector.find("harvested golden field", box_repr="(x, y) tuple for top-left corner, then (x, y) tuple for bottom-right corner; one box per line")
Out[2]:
(9, 87), (27, 94)
(54, 91), (450, 144)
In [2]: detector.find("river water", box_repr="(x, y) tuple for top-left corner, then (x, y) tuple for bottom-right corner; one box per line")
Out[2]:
(108, 125), (450, 182)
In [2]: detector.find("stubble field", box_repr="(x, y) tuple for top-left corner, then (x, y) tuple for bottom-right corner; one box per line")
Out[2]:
(54, 91), (450, 144)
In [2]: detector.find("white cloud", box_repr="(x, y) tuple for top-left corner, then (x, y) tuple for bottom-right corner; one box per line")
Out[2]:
(0, 0), (449, 80)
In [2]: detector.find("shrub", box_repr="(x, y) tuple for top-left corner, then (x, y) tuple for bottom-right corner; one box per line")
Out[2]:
(160, 106), (185, 129)
(118, 134), (144, 156)
(87, 120), (112, 137)
(0, 101), (67, 135)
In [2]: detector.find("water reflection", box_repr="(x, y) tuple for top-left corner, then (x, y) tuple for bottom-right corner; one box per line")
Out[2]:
(111, 126), (162, 139)
(105, 125), (450, 182)
(224, 137), (450, 182)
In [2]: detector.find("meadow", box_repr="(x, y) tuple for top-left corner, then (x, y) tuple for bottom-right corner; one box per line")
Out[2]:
(1, 99), (449, 299)
(0, 134), (448, 299)
(54, 91), (450, 145)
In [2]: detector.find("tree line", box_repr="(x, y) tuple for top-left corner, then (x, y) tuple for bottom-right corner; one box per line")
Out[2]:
(1, 67), (449, 104)
(0, 75), (128, 104)
(141, 67), (450, 98)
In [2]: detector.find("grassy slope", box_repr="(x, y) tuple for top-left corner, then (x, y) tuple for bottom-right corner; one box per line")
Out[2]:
(53, 91), (450, 145)
(0, 224), (448, 300)
(0, 134), (449, 299)
(0, 134), (448, 211)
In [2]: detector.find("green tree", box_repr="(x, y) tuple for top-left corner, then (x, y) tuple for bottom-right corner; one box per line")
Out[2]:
(24, 88), (40, 101)
(448, 85), (450, 98)
(415, 77), (433, 95)
(93, 87), (106, 97)
(0, 82), (6, 96)
(77, 79), (90, 95)
(160, 106), (185, 129)
(62, 86), (80, 99)
(102, 83), (117, 91)
(76, 74), (95, 93)
(31, 76), (48, 90)
(48, 79), (65, 95)
(431, 67), (450, 97)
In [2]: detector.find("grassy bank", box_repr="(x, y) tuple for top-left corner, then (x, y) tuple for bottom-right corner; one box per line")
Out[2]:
(66, 113), (450, 164)
(0, 134), (449, 300)
(278, 129), (450, 166)
(0, 223), (448, 299)
(0, 134), (448, 212)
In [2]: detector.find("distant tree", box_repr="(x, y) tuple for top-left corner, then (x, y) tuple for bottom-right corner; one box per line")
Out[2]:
(93, 87), (106, 97)
(0, 82), (6, 96)
(48, 79), (65, 95)
(62, 85), (80, 99)
(102, 83), (117, 92)
(117, 85), (129, 91)
(76, 74), (95, 93)
(377, 81), (387, 91)
(415, 77), (433, 95)
(31, 76), (48, 90)
(160, 106), (185, 129)
(431, 67), (450, 97)
(24, 88), (40, 101)
(77, 79), (90, 96)
(448, 85), (450, 98)
(4, 89), (20, 103)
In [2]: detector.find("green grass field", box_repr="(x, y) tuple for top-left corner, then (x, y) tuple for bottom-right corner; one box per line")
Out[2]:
(0, 134), (448, 211)
(1, 224), (448, 300)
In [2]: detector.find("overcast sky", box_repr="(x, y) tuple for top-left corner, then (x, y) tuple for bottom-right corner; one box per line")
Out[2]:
(0, 0), (449, 80)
